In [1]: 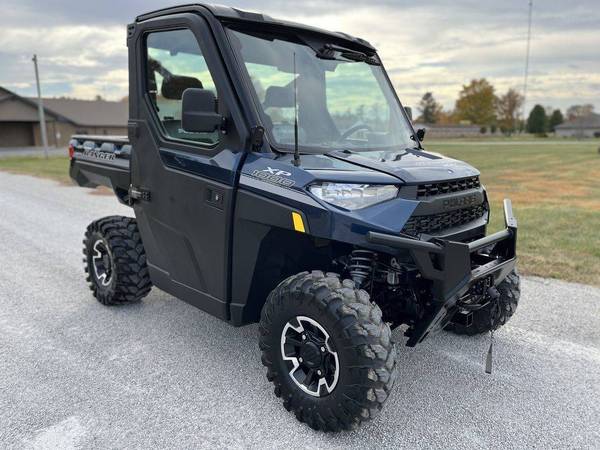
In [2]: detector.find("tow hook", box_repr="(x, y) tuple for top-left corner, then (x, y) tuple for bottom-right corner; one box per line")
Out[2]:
(453, 310), (473, 327)
(487, 286), (500, 301)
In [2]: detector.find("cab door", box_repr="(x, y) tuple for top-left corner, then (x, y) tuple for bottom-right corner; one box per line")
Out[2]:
(127, 14), (246, 319)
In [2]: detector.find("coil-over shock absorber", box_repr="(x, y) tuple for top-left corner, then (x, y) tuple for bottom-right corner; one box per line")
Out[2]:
(348, 249), (377, 288)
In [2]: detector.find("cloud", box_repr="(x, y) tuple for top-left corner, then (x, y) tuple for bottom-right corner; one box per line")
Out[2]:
(279, 2), (600, 112)
(0, 0), (598, 112)
(0, 24), (127, 99)
(68, 68), (129, 100)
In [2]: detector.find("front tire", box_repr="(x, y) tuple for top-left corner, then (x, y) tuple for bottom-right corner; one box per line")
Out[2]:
(83, 216), (152, 305)
(259, 271), (397, 432)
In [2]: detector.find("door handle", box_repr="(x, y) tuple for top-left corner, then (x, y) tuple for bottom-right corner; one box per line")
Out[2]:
(206, 187), (224, 209)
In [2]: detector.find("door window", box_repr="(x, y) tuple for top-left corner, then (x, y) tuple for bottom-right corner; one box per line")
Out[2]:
(145, 29), (219, 145)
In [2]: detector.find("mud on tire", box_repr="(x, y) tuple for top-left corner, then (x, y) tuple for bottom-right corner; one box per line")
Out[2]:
(259, 270), (398, 432)
(83, 215), (152, 305)
(447, 269), (520, 336)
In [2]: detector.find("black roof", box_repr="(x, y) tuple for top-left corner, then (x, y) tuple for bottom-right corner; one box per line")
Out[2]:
(135, 3), (376, 53)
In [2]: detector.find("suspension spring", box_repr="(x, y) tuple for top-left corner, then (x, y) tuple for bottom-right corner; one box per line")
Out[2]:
(348, 250), (377, 287)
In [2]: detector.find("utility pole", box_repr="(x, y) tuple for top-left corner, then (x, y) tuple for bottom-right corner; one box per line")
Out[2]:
(32, 54), (49, 159)
(522, 0), (533, 131)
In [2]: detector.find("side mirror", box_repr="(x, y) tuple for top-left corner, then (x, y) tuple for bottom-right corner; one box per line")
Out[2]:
(416, 128), (426, 142)
(404, 106), (413, 121)
(181, 88), (224, 133)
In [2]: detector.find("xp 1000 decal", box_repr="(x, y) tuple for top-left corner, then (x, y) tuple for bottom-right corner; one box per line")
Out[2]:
(251, 167), (296, 188)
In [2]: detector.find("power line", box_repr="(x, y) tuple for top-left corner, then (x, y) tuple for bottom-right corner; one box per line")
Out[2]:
(522, 0), (533, 124)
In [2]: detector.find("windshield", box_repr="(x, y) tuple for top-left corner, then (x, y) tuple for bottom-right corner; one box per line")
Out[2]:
(227, 27), (416, 154)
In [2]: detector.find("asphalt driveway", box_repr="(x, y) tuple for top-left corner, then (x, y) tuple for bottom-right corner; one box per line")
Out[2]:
(0, 172), (598, 449)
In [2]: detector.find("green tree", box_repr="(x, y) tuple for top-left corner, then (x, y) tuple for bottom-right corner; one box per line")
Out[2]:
(454, 79), (498, 126)
(497, 88), (524, 135)
(549, 109), (564, 132)
(527, 104), (547, 134)
(418, 92), (442, 124)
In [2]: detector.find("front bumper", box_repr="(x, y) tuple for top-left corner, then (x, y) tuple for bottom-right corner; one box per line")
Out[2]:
(367, 199), (517, 346)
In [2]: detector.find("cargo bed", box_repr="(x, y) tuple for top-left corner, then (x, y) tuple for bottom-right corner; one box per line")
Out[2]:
(69, 134), (132, 205)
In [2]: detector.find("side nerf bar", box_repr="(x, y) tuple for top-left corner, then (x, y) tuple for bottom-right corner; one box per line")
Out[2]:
(367, 199), (518, 346)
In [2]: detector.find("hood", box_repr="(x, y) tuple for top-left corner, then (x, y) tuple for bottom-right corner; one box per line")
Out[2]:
(327, 148), (480, 183)
(277, 148), (479, 184)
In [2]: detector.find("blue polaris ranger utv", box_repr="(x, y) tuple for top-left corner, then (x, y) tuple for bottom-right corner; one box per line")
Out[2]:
(69, 4), (519, 432)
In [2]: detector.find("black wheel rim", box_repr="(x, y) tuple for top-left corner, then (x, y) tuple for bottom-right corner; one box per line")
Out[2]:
(92, 239), (113, 287)
(280, 316), (339, 397)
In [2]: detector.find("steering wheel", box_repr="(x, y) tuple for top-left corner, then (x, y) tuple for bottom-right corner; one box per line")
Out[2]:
(337, 123), (372, 142)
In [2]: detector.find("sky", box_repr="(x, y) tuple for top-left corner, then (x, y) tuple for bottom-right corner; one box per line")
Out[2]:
(0, 0), (598, 115)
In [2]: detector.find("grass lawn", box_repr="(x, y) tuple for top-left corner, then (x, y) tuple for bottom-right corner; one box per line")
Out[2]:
(427, 139), (600, 286)
(0, 156), (72, 184)
(1, 139), (599, 286)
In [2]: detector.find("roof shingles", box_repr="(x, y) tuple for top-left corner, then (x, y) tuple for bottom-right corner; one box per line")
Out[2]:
(26, 97), (128, 127)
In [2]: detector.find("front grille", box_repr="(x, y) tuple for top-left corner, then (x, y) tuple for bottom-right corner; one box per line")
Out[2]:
(402, 203), (488, 236)
(417, 176), (480, 198)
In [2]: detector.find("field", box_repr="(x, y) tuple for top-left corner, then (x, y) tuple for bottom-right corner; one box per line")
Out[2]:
(0, 155), (71, 184)
(1, 139), (599, 285)
(428, 139), (600, 286)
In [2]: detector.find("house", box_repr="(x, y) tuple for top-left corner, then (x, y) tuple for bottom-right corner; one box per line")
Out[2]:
(0, 86), (128, 148)
(555, 113), (600, 138)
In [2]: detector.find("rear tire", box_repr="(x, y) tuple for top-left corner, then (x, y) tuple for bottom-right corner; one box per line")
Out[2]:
(259, 270), (397, 432)
(83, 216), (152, 305)
(447, 269), (520, 336)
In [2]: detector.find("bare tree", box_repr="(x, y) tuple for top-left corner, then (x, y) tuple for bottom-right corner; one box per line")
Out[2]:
(497, 88), (524, 135)
(566, 104), (594, 120)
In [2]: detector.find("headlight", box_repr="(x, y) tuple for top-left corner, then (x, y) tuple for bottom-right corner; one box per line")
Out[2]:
(308, 183), (398, 210)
